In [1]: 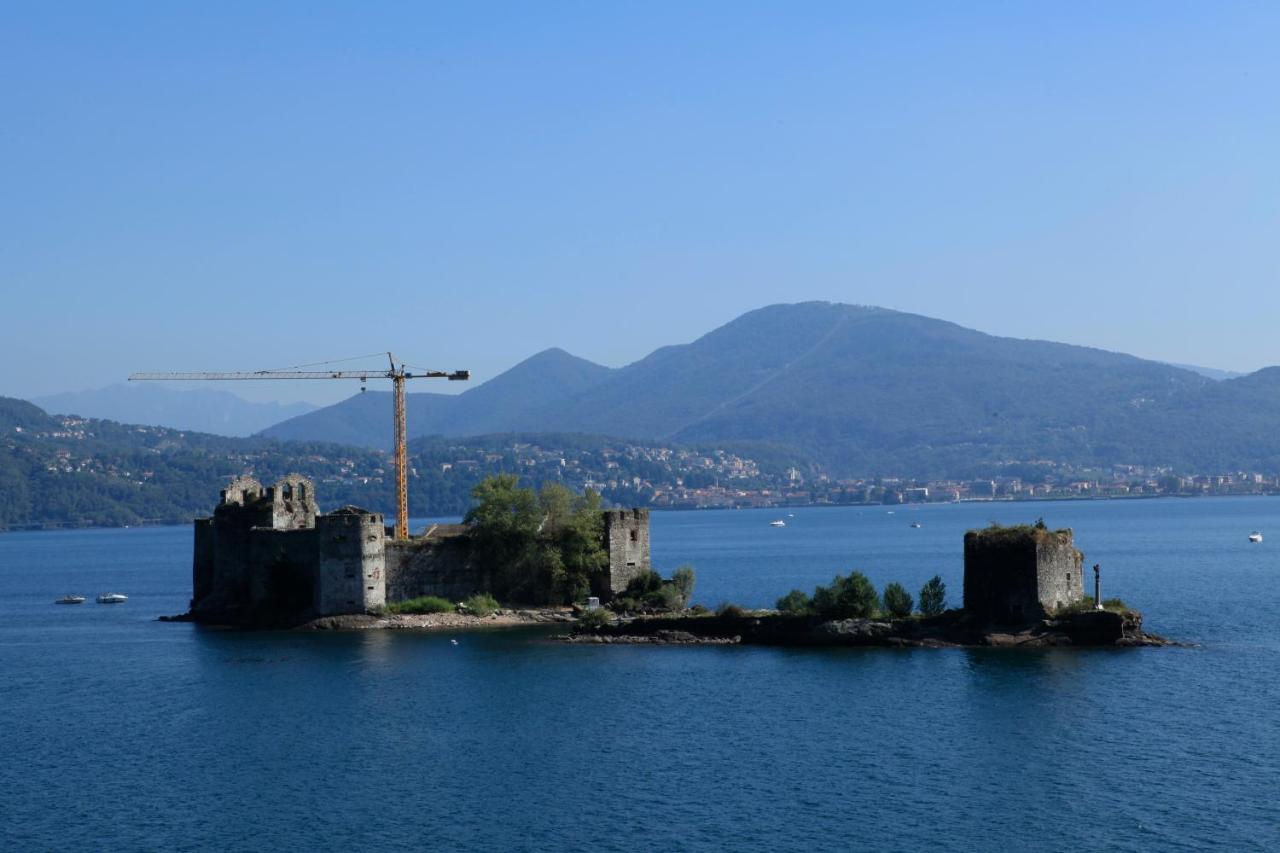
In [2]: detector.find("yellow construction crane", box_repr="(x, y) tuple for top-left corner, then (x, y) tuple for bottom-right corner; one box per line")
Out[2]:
(129, 353), (469, 540)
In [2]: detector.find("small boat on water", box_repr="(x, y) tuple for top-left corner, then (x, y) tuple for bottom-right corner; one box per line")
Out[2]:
(96, 593), (128, 604)
(910, 521), (922, 529)
(55, 595), (86, 605)
(1248, 531), (1263, 543)
(769, 519), (786, 527)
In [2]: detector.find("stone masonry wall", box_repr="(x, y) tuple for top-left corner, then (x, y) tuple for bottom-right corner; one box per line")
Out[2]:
(602, 509), (651, 597)
(963, 527), (1084, 623)
(1035, 537), (1084, 613)
(384, 536), (487, 603)
(315, 509), (385, 615)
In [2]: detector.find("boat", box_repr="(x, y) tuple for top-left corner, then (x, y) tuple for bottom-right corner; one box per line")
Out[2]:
(1248, 531), (1263, 543)
(55, 595), (86, 605)
(769, 519), (786, 527)
(910, 521), (922, 529)
(96, 593), (128, 604)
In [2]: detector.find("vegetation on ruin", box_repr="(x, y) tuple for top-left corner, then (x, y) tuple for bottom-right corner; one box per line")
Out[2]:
(1054, 595), (1131, 616)
(461, 593), (500, 617)
(969, 520), (1072, 546)
(609, 565), (697, 614)
(464, 475), (608, 606)
(386, 595), (455, 615)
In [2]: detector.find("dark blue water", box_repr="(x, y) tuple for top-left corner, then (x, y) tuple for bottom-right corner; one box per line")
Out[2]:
(3, 498), (1278, 851)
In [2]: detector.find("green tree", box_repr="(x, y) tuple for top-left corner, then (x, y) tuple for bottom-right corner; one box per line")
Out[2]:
(670, 565), (696, 608)
(882, 582), (913, 617)
(465, 475), (541, 601)
(918, 575), (947, 616)
(811, 572), (880, 619)
(776, 589), (812, 614)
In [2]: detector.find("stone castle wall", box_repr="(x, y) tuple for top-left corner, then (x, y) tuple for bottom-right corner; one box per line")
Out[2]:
(191, 475), (653, 621)
(385, 536), (486, 603)
(963, 527), (1084, 623)
(315, 509), (386, 616)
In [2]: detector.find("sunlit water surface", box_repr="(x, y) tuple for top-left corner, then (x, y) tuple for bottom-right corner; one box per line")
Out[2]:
(2, 498), (1278, 851)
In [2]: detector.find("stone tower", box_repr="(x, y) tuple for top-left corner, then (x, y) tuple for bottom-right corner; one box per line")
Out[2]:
(963, 525), (1084, 623)
(314, 506), (386, 616)
(598, 508), (651, 599)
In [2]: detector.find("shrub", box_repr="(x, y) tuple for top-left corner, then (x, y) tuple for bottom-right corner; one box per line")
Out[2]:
(689, 604), (711, 616)
(776, 589), (812, 614)
(387, 595), (455, 615)
(611, 567), (695, 613)
(811, 572), (880, 619)
(461, 593), (500, 617)
(622, 570), (664, 598)
(716, 602), (748, 620)
(1101, 597), (1129, 612)
(576, 607), (614, 630)
(918, 575), (946, 617)
(671, 565), (696, 608)
(882, 582), (913, 618)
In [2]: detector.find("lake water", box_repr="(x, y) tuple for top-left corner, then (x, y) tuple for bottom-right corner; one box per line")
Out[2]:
(2, 497), (1278, 851)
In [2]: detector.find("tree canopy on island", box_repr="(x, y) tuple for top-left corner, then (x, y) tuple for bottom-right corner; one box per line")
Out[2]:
(464, 475), (608, 605)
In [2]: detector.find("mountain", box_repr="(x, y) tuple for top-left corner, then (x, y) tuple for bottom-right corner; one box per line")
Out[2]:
(1165, 362), (1245, 381)
(31, 384), (318, 437)
(259, 302), (1280, 478)
(262, 348), (613, 448)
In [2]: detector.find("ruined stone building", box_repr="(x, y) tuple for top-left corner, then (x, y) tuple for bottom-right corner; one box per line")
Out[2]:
(963, 525), (1084, 623)
(191, 475), (651, 622)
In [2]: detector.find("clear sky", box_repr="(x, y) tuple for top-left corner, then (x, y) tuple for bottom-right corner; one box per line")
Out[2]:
(3, 2), (1277, 404)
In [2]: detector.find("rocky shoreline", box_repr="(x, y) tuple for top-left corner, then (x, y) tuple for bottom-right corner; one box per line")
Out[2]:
(161, 607), (577, 631)
(163, 604), (1177, 648)
(559, 608), (1175, 648)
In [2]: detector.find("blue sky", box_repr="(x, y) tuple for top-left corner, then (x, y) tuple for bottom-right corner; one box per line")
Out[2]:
(3, 2), (1277, 404)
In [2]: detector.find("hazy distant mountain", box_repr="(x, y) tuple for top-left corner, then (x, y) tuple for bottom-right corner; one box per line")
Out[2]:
(32, 384), (318, 437)
(262, 347), (613, 448)
(261, 302), (1280, 478)
(1165, 362), (1245, 381)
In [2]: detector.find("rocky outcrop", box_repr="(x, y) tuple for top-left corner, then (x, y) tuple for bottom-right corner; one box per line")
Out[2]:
(561, 608), (1172, 648)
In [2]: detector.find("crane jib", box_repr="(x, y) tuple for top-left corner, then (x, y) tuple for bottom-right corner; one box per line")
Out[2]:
(126, 362), (470, 539)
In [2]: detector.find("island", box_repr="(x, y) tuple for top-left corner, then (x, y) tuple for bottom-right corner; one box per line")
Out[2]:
(562, 521), (1170, 648)
(167, 474), (1169, 647)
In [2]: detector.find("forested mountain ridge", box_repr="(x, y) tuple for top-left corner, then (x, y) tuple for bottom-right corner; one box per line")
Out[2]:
(261, 302), (1280, 477)
(0, 398), (804, 529)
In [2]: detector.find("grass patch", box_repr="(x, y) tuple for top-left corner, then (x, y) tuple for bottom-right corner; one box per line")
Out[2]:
(461, 593), (500, 617)
(715, 602), (748, 619)
(576, 607), (614, 630)
(386, 595), (455, 615)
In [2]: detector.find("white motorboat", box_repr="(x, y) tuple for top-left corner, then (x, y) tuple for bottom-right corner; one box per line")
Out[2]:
(910, 521), (922, 529)
(96, 593), (128, 604)
(769, 519), (786, 527)
(1248, 531), (1263, 543)
(55, 595), (86, 605)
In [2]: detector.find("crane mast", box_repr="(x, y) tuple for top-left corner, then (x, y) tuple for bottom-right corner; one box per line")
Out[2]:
(129, 353), (469, 540)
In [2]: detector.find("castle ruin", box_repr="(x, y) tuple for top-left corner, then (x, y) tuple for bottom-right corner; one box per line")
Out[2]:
(963, 524), (1084, 623)
(190, 474), (651, 623)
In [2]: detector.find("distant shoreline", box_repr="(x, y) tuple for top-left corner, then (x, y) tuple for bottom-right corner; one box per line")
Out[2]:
(4, 489), (1279, 534)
